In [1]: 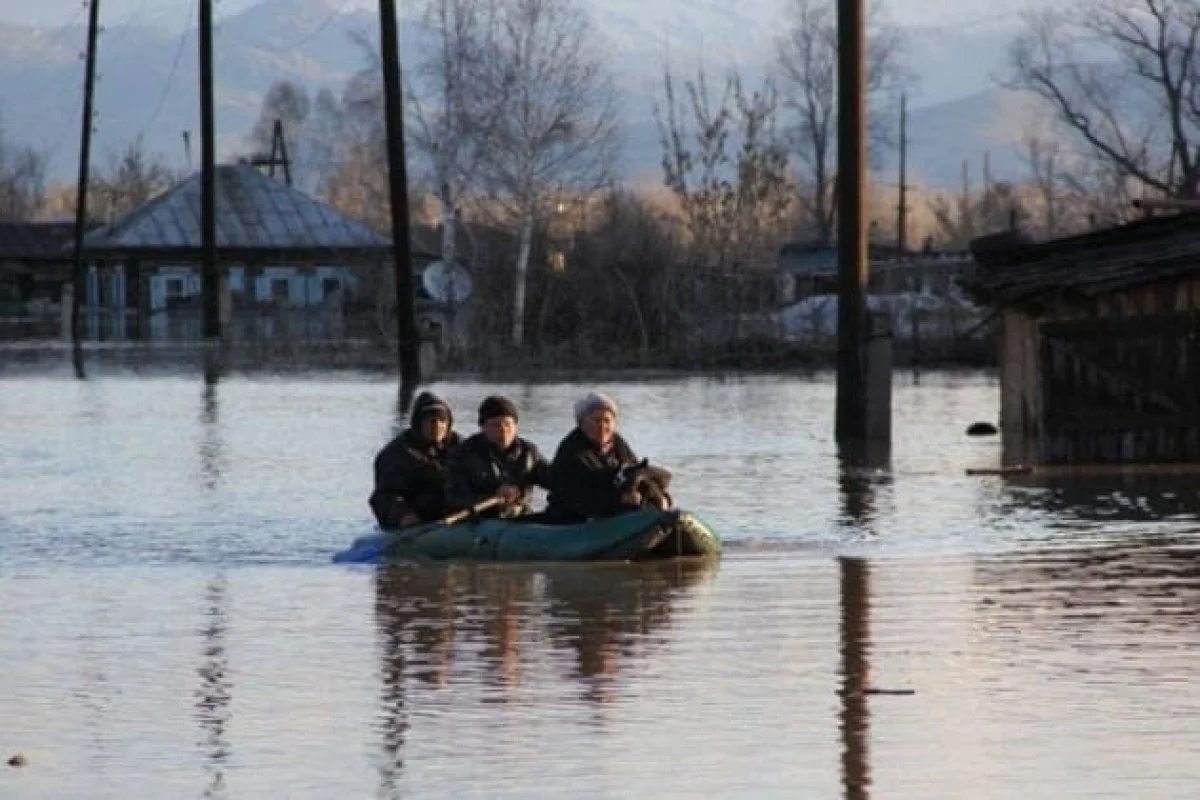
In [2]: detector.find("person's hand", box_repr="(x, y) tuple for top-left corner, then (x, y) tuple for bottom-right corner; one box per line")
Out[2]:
(497, 485), (522, 505)
(620, 488), (642, 507)
(652, 494), (670, 511)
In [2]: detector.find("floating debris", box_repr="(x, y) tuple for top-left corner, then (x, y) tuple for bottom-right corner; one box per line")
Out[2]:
(966, 466), (1032, 476)
(7, 753), (27, 767)
(838, 688), (916, 698)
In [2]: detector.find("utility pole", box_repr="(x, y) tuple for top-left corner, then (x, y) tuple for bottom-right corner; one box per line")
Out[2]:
(379, 0), (422, 396)
(70, 0), (101, 379)
(897, 92), (908, 252)
(199, 0), (219, 343)
(835, 0), (869, 443)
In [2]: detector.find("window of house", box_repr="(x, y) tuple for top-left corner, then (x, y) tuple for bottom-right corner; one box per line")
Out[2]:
(271, 279), (289, 302)
(165, 278), (184, 298)
(322, 277), (340, 296)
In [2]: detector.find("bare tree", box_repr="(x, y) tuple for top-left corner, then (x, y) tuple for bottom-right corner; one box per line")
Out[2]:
(774, 0), (907, 244)
(1007, 0), (1200, 199)
(313, 45), (393, 230)
(476, 0), (621, 347)
(1019, 133), (1072, 237)
(0, 113), (46, 220)
(90, 140), (179, 220)
(656, 67), (792, 344)
(656, 66), (792, 270)
(406, 0), (499, 273)
(930, 179), (1024, 248)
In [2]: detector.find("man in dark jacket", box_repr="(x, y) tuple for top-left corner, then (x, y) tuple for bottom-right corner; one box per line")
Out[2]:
(545, 392), (670, 523)
(446, 395), (550, 518)
(368, 392), (462, 529)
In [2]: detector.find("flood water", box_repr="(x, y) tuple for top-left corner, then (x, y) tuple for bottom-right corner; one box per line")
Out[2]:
(3, 364), (1200, 798)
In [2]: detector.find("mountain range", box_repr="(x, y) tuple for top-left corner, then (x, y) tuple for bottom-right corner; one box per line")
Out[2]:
(0, 0), (1043, 191)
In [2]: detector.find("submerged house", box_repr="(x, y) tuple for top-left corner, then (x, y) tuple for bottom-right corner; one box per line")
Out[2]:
(0, 221), (77, 338)
(964, 214), (1200, 467)
(75, 163), (450, 342)
(776, 241), (974, 303)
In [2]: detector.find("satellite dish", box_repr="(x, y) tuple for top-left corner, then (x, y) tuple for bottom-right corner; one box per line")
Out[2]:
(421, 260), (474, 304)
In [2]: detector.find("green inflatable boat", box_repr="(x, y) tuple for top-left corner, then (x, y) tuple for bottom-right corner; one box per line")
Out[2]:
(332, 507), (722, 564)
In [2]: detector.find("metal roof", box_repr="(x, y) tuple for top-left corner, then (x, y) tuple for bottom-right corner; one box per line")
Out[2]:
(82, 164), (388, 252)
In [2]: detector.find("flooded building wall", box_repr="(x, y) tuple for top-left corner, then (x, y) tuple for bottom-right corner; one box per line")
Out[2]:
(1000, 277), (1200, 467)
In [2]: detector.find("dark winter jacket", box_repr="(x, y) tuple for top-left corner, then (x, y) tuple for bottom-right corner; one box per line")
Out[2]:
(446, 432), (551, 518)
(544, 428), (641, 523)
(368, 392), (461, 528)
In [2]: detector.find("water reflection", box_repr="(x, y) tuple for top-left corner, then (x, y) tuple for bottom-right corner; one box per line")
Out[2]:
(372, 559), (718, 790)
(974, 535), (1200, 632)
(195, 572), (232, 799)
(1001, 471), (1200, 526)
(197, 380), (226, 494)
(837, 442), (893, 530)
(839, 557), (871, 800)
(541, 561), (714, 704)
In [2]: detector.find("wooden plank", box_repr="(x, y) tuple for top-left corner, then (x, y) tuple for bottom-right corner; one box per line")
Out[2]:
(1041, 335), (1188, 415)
(1042, 310), (1200, 338)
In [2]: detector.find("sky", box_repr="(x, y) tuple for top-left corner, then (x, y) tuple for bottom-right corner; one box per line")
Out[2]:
(0, 0), (1057, 30)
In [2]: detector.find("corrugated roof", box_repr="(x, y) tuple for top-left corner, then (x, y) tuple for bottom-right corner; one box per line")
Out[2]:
(963, 213), (1200, 307)
(82, 164), (388, 251)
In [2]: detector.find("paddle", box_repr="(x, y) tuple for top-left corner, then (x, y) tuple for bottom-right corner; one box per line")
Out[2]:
(332, 495), (507, 564)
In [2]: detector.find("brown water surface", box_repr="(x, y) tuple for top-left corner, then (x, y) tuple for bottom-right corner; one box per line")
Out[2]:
(2, 370), (1198, 798)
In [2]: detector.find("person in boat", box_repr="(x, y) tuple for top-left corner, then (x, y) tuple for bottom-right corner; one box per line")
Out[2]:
(543, 392), (672, 524)
(446, 395), (551, 519)
(368, 391), (462, 529)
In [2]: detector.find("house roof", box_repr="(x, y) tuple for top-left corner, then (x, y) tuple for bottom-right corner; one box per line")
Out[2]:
(79, 164), (403, 263)
(962, 212), (1200, 308)
(0, 221), (79, 262)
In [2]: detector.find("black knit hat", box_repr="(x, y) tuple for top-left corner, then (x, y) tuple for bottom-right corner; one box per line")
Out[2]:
(410, 391), (452, 428)
(478, 395), (519, 425)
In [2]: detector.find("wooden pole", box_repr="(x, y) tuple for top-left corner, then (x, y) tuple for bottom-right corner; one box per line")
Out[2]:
(70, 0), (102, 379)
(379, 0), (422, 396)
(835, 0), (869, 443)
(199, 0), (219, 343)
(897, 92), (908, 252)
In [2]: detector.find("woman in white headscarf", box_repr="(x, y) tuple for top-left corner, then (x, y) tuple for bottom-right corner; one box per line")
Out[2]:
(544, 393), (669, 523)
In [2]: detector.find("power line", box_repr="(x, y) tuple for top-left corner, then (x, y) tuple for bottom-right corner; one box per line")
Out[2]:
(40, 0), (158, 165)
(219, 0), (357, 53)
(133, 0), (198, 146)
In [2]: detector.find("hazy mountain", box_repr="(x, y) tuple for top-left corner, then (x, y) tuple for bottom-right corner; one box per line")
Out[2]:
(0, 0), (1037, 190)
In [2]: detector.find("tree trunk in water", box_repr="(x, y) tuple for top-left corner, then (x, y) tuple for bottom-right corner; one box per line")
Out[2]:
(512, 214), (533, 347)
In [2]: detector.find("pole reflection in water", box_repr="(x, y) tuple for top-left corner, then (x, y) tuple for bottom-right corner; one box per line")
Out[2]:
(195, 572), (232, 800)
(839, 556), (872, 800)
(837, 441), (892, 529)
(198, 379), (225, 494)
(371, 558), (718, 792)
